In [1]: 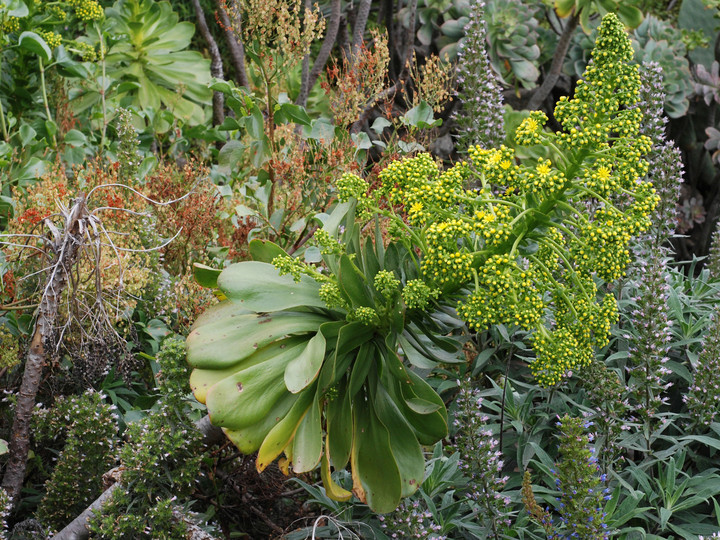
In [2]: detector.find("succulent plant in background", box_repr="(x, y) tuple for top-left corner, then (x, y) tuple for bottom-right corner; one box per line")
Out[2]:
(483, 0), (542, 88)
(554, 0), (643, 34)
(694, 61), (720, 107)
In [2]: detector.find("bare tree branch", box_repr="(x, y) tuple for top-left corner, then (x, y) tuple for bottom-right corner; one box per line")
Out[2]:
(297, 0), (341, 108)
(526, 12), (580, 111)
(351, 0), (372, 62)
(215, 0), (250, 88)
(191, 0), (225, 126)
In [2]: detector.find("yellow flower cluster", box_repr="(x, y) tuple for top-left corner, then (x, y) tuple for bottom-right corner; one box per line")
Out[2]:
(39, 30), (62, 49)
(402, 279), (439, 310)
(473, 205), (512, 247)
(531, 327), (583, 387)
(336, 172), (368, 203)
(457, 255), (544, 331)
(423, 218), (474, 287)
(517, 158), (566, 195)
(379, 153), (438, 207)
(554, 15), (640, 153)
(68, 0), (104, 21)
(2, 16), (20, 32)
(515, 111), (548, 146)
(468, 145), (518, 187)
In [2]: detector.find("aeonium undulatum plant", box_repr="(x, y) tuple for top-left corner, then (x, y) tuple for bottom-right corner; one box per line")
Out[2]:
(186, 13), (658, 513)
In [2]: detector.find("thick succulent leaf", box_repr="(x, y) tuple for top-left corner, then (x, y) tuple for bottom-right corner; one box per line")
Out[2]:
(190, 337), (307, 403)
(387, 371), (448, 445)
(321, 453), (352, 502)
(292, 392), (323, 473)
(398, 334), (437, 369)
(352, 395), (402, 513)
(256, 389), (314, 472)
(338, 255), (373, 308)
(193, 263), (221, 289)
(374, 383), (424, 497)
(248, 239), (287, 263)
(284, 331), (327, 393)
(362, 236), (381, 281)
(217, 261), (325, 311)
(382, 339), (412, 382)
(222, 392), (298, 453)
(205, 340), (307, 429)
(348, 343), (376, 397)
(554, 0), (576, 17)
(187, 310), (326, 369)
(326, 385), (352, 469)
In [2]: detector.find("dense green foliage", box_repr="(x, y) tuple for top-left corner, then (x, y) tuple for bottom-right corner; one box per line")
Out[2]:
(1, 0), (720, 538)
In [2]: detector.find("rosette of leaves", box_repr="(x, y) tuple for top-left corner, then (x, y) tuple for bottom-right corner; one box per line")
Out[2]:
(397, 0), (469, 59)
(555, 0), (643, 34)
(631, 16), (693, 118)
(186, 205), (462, 513)
(480, 0), (542, 88)
(72, 0), (211, 125)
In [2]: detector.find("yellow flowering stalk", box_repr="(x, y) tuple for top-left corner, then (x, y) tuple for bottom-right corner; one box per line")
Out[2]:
(342, 13), (658, 387)
(187, 12), (660, 515)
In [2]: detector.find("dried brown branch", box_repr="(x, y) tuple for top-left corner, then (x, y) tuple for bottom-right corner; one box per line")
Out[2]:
(1, 196), (89, 508)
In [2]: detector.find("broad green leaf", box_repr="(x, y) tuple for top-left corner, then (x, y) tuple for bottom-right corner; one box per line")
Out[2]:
(187, 310), (326, 369)
(217, 261), (325, 311)
(256, 389), (314, 472)
(382, 344), (412, 383)
(390, 371), (448, 444)
(6, 0), (28, 17)
(554, 0), (576, 18)
(326, 386), (352, 469)
(353, 396), (402, 513)
(18, 31), (52, 63)
(0, 438), (7, 455)
(293, 392), (323, 473)
(205, 340), (307, 429)
(338, 255), (373, 308)
(398, 335), (437, 369)
(285, 330), (326, 393)
(374, 383), (424, 497)
(277, 103), (312, 126)
(401, 101), (441, 129)
(248, 239), (288, 263)
(348, 343), (375, 397)
(222, 391), (298, 453)
(193, 263), (221, 289)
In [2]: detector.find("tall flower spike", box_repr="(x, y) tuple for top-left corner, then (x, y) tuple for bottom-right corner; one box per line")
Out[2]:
(708, 223), (720, 279)
(455, 0), (505, 150)
(624, 253), (674, 426)
(685, 313), (720, 429)
(552, 415), (609, 540)
(634, 63), (682, 251)
(452, 379), (511, 533)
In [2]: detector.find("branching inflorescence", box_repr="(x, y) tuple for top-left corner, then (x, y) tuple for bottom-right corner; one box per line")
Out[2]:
(328, 14), (658, 387)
